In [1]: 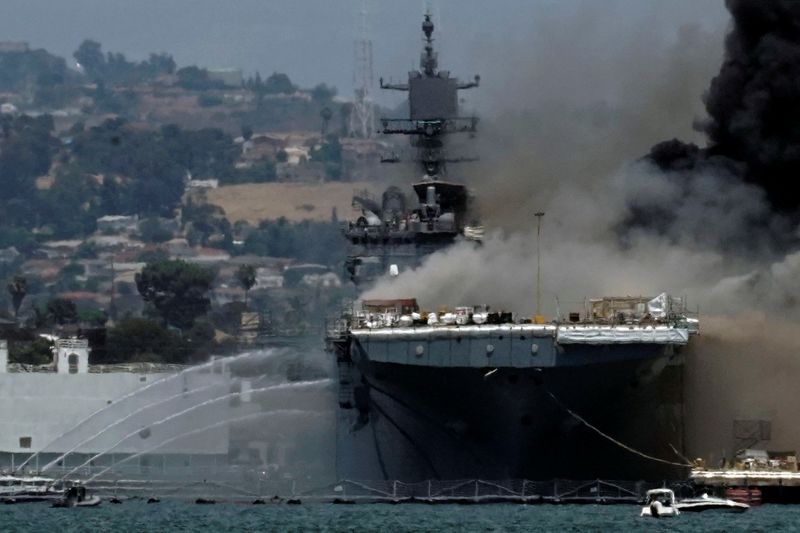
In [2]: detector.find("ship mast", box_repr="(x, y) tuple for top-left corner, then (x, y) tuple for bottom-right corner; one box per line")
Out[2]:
(379, 11), (480, 178)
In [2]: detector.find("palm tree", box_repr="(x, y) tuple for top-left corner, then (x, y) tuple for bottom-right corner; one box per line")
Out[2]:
(6, 276), (26, 320)
(236, 265), (257, 307)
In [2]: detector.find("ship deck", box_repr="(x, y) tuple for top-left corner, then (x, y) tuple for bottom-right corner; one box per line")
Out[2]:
(350, 322), (691, 345)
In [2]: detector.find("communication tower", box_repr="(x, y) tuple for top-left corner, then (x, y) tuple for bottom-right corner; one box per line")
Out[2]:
(349, 0), (374, 138)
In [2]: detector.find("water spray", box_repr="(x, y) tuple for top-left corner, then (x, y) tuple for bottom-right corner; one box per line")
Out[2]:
(59, 378), (332, 481)
(42, 382), (222, 473)
(84, 409), (323, 484)
(15, 348), (284, 473)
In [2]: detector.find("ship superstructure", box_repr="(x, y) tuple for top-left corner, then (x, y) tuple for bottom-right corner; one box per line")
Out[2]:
(344, 13), (481, 285)
(329, 13), (700, 483)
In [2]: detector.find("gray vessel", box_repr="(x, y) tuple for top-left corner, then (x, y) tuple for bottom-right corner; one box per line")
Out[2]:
(329, 14), (698, 483)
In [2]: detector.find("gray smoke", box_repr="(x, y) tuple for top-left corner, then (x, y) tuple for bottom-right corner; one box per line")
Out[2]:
(364, 2), (800, 462)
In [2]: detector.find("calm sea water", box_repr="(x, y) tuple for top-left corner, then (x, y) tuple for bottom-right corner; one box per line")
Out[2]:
(0, 501), (796, 532)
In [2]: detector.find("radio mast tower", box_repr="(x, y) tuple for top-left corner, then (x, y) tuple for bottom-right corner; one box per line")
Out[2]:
(349, 0), (374, 138)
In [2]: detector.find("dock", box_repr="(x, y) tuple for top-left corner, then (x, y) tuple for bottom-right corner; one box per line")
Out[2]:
(691, 469), (800, 487)
(691, 470), (800, 504)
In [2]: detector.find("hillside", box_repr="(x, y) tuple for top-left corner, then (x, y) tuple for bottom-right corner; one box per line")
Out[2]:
(206, 181), (381, 223)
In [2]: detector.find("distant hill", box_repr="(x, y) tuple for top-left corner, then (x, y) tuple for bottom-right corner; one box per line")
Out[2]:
(206, 181), (380, 224)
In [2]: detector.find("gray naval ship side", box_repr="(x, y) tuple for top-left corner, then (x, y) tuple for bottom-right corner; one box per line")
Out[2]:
(328, 14), (699, 483)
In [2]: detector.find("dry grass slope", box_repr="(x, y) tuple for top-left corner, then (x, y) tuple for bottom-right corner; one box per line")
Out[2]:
(206, 181), (380, 223)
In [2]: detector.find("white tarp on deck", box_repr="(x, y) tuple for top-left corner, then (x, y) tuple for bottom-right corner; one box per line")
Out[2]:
(556, 326), (689, 345)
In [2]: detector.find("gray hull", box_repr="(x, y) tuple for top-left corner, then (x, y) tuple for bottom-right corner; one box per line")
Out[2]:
(335, 351), (686, 482)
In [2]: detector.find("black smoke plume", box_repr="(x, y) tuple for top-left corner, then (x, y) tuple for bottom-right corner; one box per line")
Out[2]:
(630, 0), (800, 251)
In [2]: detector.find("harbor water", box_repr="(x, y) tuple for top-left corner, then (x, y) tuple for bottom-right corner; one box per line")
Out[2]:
(0, 501), (796, 532)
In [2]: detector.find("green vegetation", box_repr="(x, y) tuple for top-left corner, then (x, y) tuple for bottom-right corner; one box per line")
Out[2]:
(182, 198), (232, 247)
(243, 217), (343, 266)
(227, 160), (277, 184)
(6, 276), (26, 319)
(0, 46), (78, 108)
(70, 120), (238, 217)
(104, 318), (190, 364)
(176, 66), (225, 91)
(0, 114), (57, 220)
(139, 218), (173, 243)
(309, 134), (343, 180)
(9, 337), (53, 365)
(74, 39), (175, 86)
(236, 264), (257, 306)
(135, 260), (215, 330)
(45, 297), (79, 325)
(245, 72), (296, 96)
(0, 39), (354, 365)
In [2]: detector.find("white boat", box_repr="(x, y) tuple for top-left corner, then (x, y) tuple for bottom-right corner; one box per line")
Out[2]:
(675, 492), (749, 513)
(641, 488), (680, 517)
(0, 475), (63, 502)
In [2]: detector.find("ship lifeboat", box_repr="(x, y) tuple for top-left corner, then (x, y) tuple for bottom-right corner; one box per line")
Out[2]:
(725, 487), (762, 506)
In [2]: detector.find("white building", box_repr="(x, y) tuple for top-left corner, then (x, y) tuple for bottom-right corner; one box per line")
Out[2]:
(0, 339), (233, 474)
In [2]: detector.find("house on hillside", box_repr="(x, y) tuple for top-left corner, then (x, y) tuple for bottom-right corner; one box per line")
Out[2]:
(88, 235), (144, 251)
(41, 240), (83, 259)
(97, 215), (139, 234)
(241, 134), (288, 161)
(186, 179), (219, 189)
(185, 247), (231, 265)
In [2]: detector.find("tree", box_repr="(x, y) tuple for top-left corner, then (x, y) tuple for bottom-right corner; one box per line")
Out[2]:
(135, 260), (216, 330)
(175, 66), (223, 90)
(73, 40), (105, 80)
(236, 264), (257, 307)
(263, 72), (295, 94)
(6, 276), (26, 319)
(46, 298), (78, 325)
(105, 318), (187, 363)
(139, 217), (173, 243)
(311, 83), (337, 102)
(320, 106), (333, 135)
(10, 337), (53, 365)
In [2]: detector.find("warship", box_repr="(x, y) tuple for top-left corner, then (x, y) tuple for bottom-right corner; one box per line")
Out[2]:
(328, 14), (699, 482)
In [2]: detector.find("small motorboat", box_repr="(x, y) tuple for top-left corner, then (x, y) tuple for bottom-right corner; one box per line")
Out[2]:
(52, 486), (101, 508)
(641, 489), (680, 518)
(676, 492), (749, 513)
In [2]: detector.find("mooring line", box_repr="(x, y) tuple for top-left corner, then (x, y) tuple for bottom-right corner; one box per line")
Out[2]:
(544, 389), (692, 468)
